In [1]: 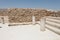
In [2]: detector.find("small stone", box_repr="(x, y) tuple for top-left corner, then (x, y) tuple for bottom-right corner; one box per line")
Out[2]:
(0, 26), (2, 28)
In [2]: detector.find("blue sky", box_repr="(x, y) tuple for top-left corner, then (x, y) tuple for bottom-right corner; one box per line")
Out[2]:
(0, 0), (60, 10)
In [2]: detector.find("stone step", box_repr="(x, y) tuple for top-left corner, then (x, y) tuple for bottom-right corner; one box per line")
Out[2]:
(47, 17), (60, 20)
(46, 22), (60, 29)
(46, 18), (60, 24)
(46, 20), (60, 27)
(45, 24), (60, 35)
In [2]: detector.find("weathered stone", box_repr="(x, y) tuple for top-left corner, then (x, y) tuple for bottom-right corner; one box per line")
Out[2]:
(0, 8), (59, 23)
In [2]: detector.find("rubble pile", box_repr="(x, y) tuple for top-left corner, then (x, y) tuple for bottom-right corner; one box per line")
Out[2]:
(0, 8), (59, 23)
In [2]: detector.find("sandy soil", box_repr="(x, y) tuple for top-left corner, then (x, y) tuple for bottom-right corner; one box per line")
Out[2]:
(0, 23), (60, 40)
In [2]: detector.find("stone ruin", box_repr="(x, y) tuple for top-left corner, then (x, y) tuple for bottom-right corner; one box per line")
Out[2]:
(0, 8), (60, 24)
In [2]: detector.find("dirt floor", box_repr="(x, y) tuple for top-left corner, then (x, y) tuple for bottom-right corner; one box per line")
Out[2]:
(0, 24), (60, 40)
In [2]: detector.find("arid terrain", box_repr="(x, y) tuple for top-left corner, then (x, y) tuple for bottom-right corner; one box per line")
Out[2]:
(0, 8), (60, 23)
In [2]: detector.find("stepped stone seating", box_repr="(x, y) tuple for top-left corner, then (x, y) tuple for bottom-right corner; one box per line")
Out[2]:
(40, 16), (60, 35)
(45, 17), (60, 35)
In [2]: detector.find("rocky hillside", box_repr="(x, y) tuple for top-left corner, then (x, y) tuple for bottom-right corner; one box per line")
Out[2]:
(0, 8), (59, 23)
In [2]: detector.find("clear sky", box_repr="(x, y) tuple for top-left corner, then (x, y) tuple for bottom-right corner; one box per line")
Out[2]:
(0, 0), (60, 10)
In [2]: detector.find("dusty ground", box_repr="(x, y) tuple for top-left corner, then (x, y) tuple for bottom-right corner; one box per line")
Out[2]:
(0, 23), (60, 40)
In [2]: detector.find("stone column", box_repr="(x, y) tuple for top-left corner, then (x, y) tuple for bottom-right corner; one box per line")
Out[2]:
(40, 17), (46, 31)
(4, 16), (9, 23)
(32, 16), (35, 25)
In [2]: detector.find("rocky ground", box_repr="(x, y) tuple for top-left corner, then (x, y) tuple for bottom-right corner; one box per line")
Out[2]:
(0, 8), (60, 23)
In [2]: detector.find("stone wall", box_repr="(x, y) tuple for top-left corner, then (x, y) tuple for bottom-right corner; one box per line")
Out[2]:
(0, 8), (59, 23)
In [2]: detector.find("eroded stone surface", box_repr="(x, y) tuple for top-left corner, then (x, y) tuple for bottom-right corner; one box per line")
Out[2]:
(0, 8), (59, 23)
